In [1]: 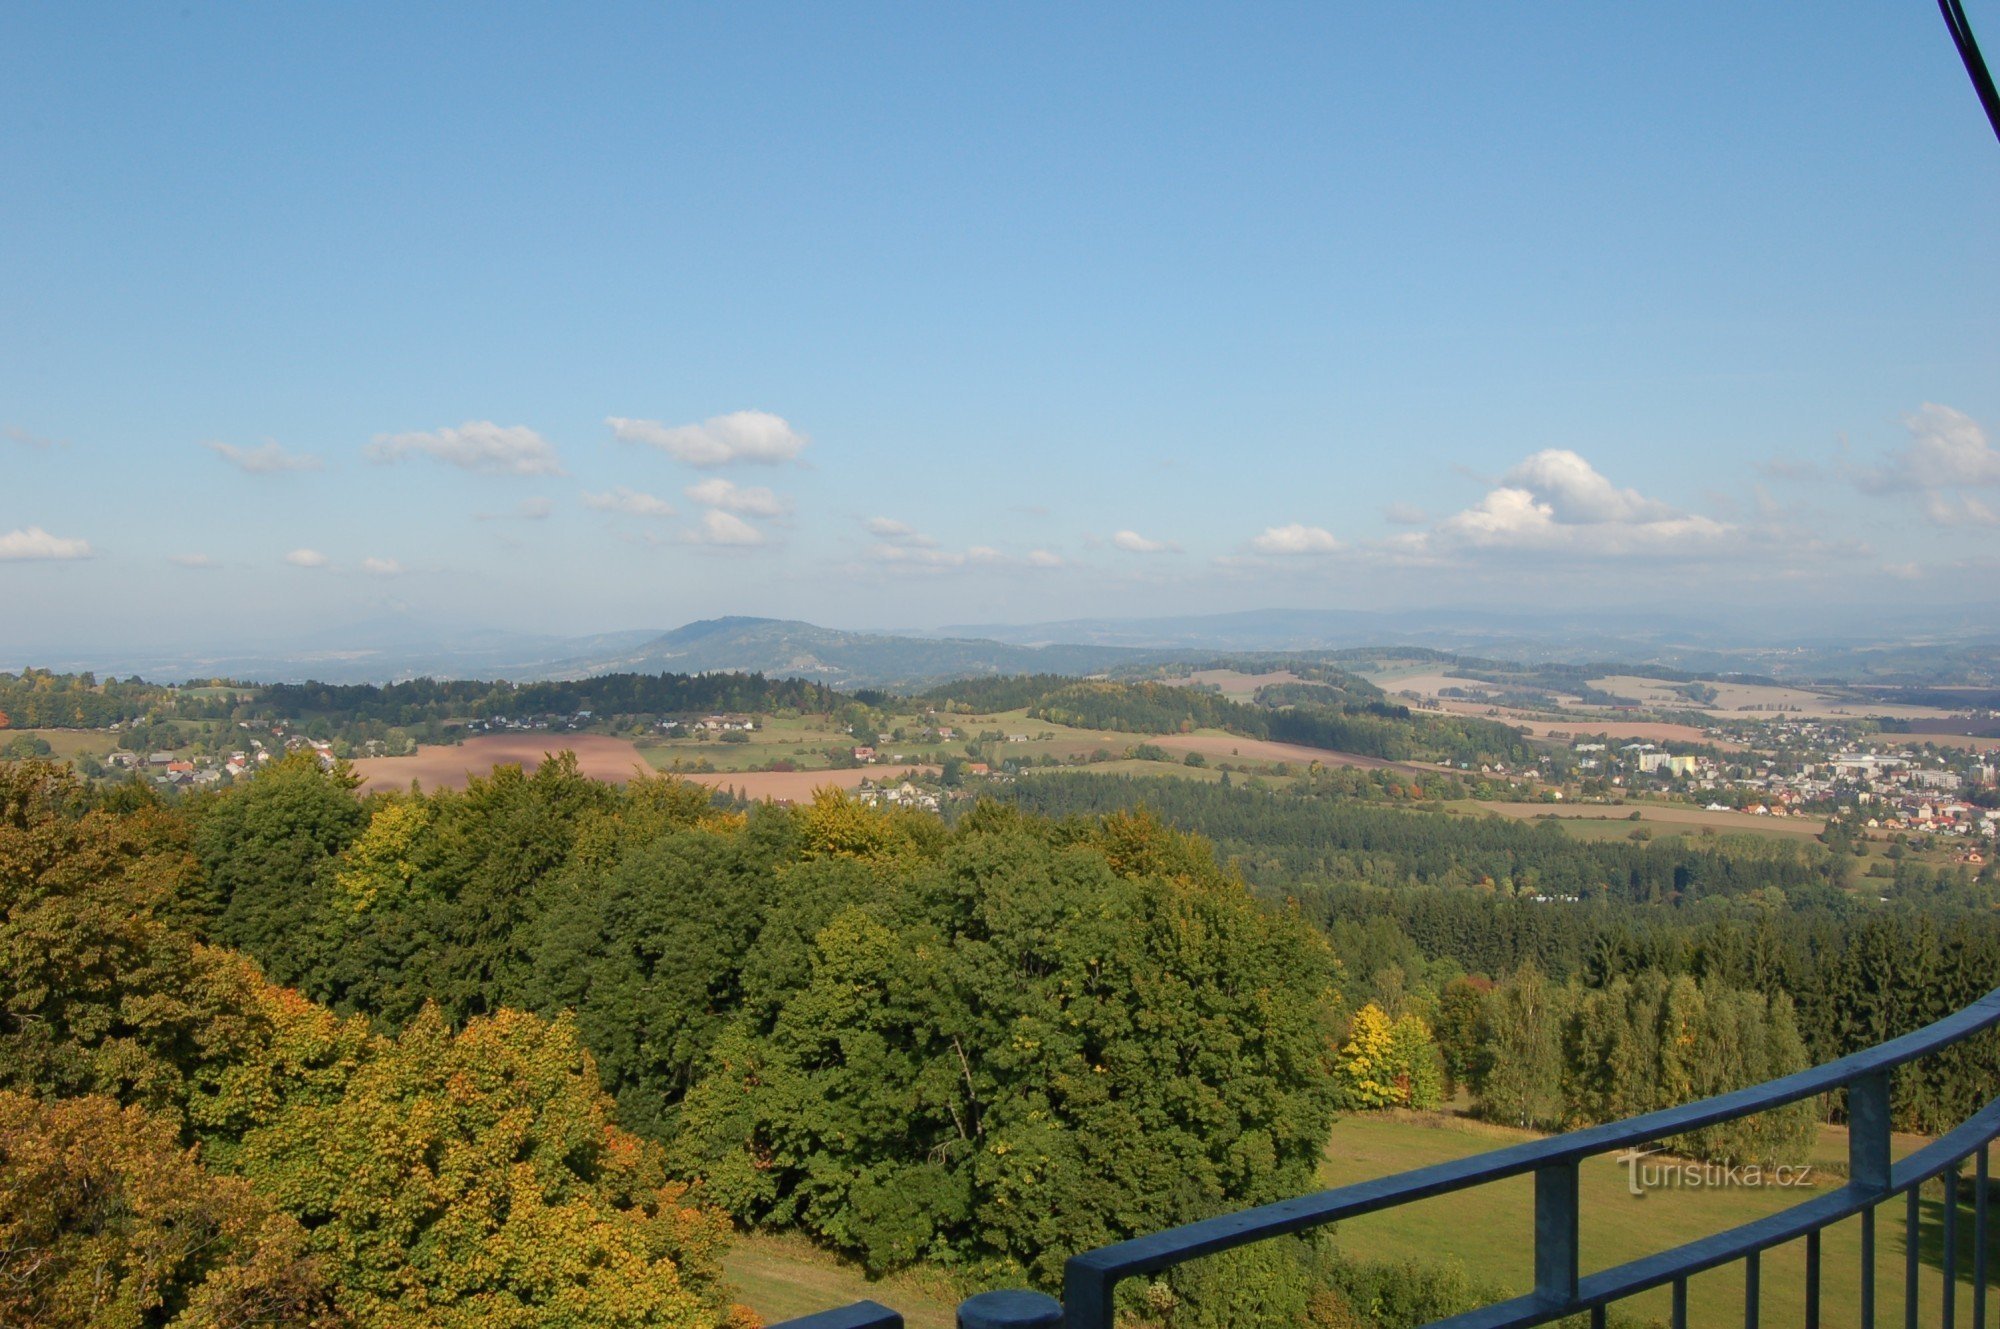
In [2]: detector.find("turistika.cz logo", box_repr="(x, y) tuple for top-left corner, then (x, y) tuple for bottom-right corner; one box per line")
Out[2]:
(1618, 1147), (1816, 1197)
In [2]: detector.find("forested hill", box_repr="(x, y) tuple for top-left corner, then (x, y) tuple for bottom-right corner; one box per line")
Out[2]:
(249, 671), (851, 726)
(927, 674), (1535, 766)
(0, 669), (198, 727)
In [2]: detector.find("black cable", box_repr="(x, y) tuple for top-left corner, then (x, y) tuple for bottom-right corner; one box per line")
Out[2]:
(1938, 0), (2000, 145)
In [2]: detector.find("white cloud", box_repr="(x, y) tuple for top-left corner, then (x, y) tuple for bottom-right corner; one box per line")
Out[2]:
(1883, 561), (1924, 580)
(205, 439), (322, 474)
(1502, 449), (1674, 523)
(0, 526), (92, 561)
(1251, 524), (1342, 555)
(608, 410), (807, 467)
(1026, 549), (1064, 568)
(685, 509), (767, 547)
(283, 548), (329, 568)
(1113, 529), (1177, 554)
(686, 477), (788, 517)
(366, 421), (565, 476)
(361, 557), (405, 576)
(169, 553), (219, 569)
(1864, 404), (2000, 491)
(1426, 452), (1728, 557)
(475, 497), (555, 521)
(1382, 502), (1428, 525)
(583, 487), (678, 518)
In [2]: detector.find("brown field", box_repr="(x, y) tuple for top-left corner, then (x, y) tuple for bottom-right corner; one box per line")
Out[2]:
(351, 733), (653, 792)
(1149, 732), (1425, 772)
(676, 765), (939, 804)
(1874, 732), (2000, 753)
(1475, 800), (1826, 838)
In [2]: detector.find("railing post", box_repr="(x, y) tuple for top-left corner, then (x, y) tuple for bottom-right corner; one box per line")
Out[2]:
(1060, 1255), (1116, 1329)
(1535, 1159), (1580, 1308)
(956, 1289), (1063, 1329)
(1851, 1070), (1894, 1196)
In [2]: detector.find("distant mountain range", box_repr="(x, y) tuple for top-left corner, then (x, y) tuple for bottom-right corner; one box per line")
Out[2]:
(13, 606), (2000, 688)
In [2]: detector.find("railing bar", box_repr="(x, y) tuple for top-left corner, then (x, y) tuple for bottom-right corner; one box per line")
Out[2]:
(1671, 1276), (1687, 1329)
(1947, 1164), (1962, 1329)
(1420, 1098), (2000, 1329)
(1864, 1203), (1878, 1329)
(1744, 1248), (1760, 1329)
(1977, 1146), (1989, 1329)
(1911, 1184), (1923, 1329)
(1807, 1228), (1822, 1329)
(764, 1302), (904, 1329)
(1069, 989), (2000, 1285)
(1589, 1307), (1605, 1329)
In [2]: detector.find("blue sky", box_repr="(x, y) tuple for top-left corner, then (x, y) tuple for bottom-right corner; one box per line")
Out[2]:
(5, 2), (1999, 652)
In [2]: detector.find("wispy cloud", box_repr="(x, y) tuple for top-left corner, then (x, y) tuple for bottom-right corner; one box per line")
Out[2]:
(609, 410), (807, 467)
(366, 421), (565, 476)
(1112, 529), (1178, 554)
(0, 526), (92, 561)
(474, 497), (554, 521)
(1382, 502), (1428, 525)
(865, 516), (939, 547)
(866, 541), (1061, 572)
(1855, 404), (2000, 527)
(205, 439), (322, 474)
(687, 477), (788, 517)
(361, 557), (405, 576)
(5, 424), (66, 450)
(169, 553), (219, 569)
(283, 548), (329, 569)
(583, 487), (678, 518)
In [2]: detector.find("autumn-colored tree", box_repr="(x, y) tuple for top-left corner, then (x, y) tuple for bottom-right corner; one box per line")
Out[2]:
(0, 1091), (342, 1328)
(1335, 1003), (1399, 1109)
(234, 1005), (729, 1329)
(0, 761), (265, 1125)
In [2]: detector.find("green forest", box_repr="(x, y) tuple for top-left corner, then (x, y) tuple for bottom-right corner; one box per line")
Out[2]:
(5, 742), (1998, 1327)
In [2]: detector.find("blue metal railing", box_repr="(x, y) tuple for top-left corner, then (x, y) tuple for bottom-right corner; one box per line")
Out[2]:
(773, 986), (2000, 1329)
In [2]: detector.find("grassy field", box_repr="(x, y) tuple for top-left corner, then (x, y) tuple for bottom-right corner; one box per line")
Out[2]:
(724, 1232), (959, 1328)
(1318, 1111), (1985, 1328)
(12, 727), (122, 759)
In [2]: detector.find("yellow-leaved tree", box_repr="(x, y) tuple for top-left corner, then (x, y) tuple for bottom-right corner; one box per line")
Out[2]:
(1335, 1002), (1399, 1109)
(233, 1005), (735, 1329)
